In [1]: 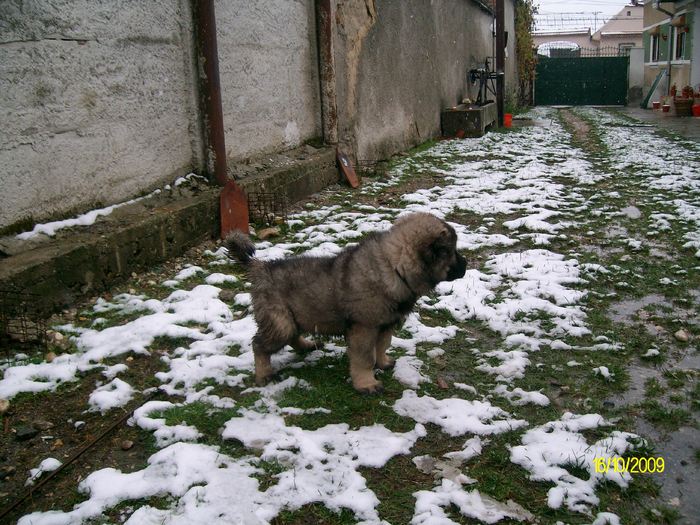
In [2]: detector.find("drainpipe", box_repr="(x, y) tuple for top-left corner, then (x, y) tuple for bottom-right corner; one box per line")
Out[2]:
(495, 0), (505, 126)
(193, 0), (228, 186)
(316, 0), (338, 144)
(653, 1), (675, 95)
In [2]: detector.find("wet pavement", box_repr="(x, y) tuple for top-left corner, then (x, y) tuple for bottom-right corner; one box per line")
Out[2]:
(619, 106), (700, 142)
(607, 292), (700, 523)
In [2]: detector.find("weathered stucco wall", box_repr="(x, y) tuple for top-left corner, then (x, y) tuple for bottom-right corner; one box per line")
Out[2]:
(335, 0), (517, 161)
(0, 0), (322, 232)
(0, 0), (201, 231)
(215, 0), (321, 161)
(0, 0), (518, 232)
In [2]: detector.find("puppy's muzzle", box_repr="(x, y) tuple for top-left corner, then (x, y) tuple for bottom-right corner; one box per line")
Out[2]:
(446, 253), (467, 281)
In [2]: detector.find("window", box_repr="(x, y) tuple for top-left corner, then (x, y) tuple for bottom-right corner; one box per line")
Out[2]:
(673, 26), (686, 60)
(651, 33), (660, 62)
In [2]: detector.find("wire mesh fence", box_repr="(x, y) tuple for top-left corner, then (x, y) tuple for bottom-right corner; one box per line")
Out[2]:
(0, 287), (48, 362)
(247, 191), (289, 226)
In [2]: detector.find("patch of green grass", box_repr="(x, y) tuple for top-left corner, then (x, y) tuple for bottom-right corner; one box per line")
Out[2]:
(639, 399), (691, 430)
(643, 505), (683, 524)
(253, 459), (288, 491)
(645, 377), (666, 398)
(271, 504), (357, 525)
(158, 401), (239, 443)
(663, 370), (689, 389)
(274, 355), (415, 433)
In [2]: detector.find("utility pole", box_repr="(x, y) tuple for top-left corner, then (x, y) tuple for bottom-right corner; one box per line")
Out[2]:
(495, 0), (505, 127)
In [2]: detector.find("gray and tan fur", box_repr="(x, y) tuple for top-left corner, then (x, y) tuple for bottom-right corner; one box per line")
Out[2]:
(226, 212), (466, 394)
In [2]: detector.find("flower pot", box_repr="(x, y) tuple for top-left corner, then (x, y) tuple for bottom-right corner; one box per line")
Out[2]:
(674, 97), (693, 116)
(693, 104), (700, 117)
(652, 101), (660, 110)
(662, 104), (670, 112)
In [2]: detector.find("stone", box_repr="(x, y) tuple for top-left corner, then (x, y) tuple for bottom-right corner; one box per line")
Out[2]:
(257, 227), (280, 240)
(50, 439), (64, 451)
(436, 377), (449, 390)
(674, 329), (689, 342)
(0, 399), (9, 415)
(34, 420), (54, 431)
(121, 439), (134, 451)
(218, 289), (237, 303)
(45, 351), (57, 363)
(15, 425), (39, 441)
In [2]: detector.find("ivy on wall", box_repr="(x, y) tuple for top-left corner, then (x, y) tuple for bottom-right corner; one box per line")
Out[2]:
(514, 0), (537, 106)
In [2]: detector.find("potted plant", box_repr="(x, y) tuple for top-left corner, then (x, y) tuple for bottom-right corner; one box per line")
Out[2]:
(662, 95), (671, 113)
(674, 85), (694, 116)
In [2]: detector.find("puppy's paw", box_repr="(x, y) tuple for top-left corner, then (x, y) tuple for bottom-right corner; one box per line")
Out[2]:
(254, 372), (277, 387)
(375, 356), (395, 370)
(354, 381), (384, 395)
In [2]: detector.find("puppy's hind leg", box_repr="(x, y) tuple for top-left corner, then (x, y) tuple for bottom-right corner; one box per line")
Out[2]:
(252, 308), (297, 386)
(346, 325), (382, 394)
(375, 328), (395, 370)
(252, 334), (284, 386)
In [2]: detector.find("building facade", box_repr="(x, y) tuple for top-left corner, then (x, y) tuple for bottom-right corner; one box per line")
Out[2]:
(643, 0), (699, 98)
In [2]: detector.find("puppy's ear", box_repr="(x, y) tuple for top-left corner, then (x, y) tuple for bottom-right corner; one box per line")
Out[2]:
(428, 228), (451, 257)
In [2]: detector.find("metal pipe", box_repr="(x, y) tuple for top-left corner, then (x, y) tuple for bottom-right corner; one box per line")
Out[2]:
(194, 0), (229, 186)
(316, 0), (338, 144)
(495, 0), (505, 126)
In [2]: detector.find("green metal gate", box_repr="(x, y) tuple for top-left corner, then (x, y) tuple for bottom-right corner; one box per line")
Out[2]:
(535, 51), (629, 106)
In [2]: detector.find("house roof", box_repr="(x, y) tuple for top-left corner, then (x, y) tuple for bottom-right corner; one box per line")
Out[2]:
(592, 4), (643, 40)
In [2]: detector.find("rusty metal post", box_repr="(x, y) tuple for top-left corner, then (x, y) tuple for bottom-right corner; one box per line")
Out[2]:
(316, 0), (338, 144)
(193, 0), (249, 236)
(193, 0), (228, 186)
(495, 0), (505, 127)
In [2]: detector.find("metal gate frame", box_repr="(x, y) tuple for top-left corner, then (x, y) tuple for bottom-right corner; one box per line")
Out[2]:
(535, 47), (629, 106)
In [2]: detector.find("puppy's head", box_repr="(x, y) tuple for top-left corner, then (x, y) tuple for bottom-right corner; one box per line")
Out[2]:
(393, 213), (467, 289)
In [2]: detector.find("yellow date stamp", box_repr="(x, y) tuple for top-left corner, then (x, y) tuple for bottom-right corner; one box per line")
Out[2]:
(594, 456), (665, 474)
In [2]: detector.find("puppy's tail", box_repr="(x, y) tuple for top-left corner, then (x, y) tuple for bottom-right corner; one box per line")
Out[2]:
(225, 231), (256, 265)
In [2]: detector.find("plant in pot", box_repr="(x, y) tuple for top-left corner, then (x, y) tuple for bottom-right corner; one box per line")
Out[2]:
(674, 85), (694, 116)
(662, 95), (671, 113)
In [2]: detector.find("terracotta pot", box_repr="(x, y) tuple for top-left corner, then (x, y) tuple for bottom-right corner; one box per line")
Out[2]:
(662, 104), (671, 112)
(652, 101), (660, 110)
(693, 104), (700, 117)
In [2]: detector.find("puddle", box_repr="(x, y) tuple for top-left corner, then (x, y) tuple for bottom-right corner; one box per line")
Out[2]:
(608, 294), (671, 326)
(634, 419), (700, 524)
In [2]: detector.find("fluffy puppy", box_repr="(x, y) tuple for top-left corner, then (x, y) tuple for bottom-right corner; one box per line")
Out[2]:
(226, 212), (466, 393)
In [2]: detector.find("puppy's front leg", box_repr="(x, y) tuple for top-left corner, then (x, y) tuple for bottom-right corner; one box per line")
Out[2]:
(375, 328), (395, 370)
(347, 324), (382, 394)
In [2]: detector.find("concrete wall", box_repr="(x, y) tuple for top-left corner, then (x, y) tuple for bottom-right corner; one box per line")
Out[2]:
(0, 0), (201, 232)
(215, 1), (321, 161)
(629, 47), (645, 102)
(337, 0), (516, 161)
(0, 0), (516, 232)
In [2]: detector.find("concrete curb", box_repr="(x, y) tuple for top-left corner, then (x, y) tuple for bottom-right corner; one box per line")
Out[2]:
(0, 148), (338, 316)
